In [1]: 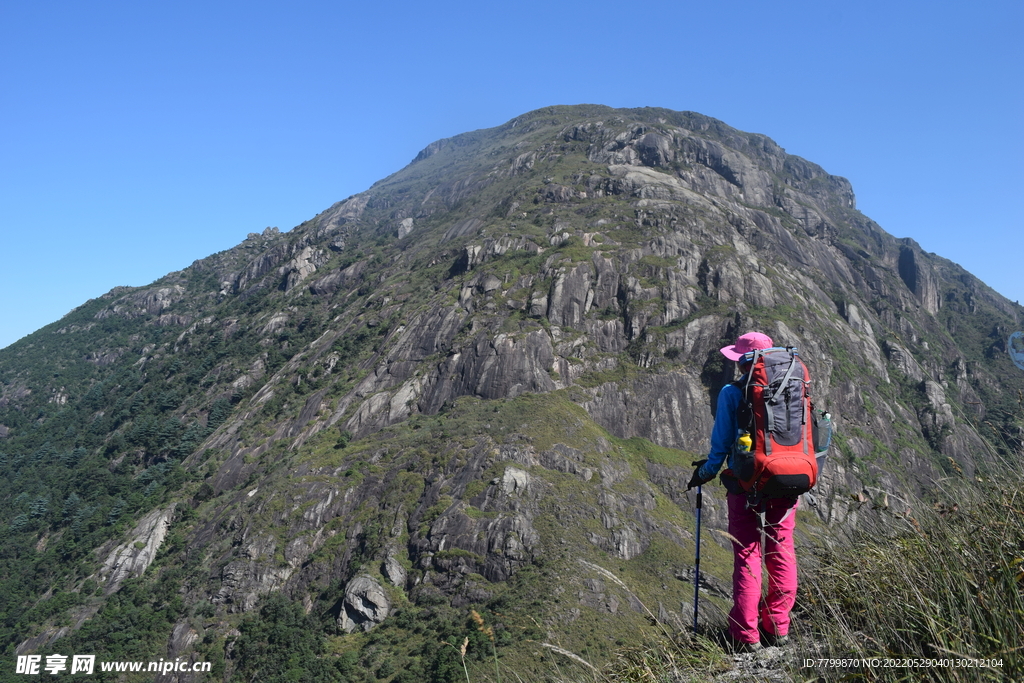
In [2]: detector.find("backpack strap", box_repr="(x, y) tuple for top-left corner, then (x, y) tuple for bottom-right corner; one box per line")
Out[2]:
(731, 378), (753, 433)
(746, 495), (771, 551)
(750, 497), (796, 550)
(745, 349), (770, 454)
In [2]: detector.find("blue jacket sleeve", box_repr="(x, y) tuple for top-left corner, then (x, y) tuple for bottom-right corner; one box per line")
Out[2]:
(698, 383), (742, 481)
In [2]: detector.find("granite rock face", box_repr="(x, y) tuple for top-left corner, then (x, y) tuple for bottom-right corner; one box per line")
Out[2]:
(97, 506), (176, 595)
(103, 109), (1024, 603)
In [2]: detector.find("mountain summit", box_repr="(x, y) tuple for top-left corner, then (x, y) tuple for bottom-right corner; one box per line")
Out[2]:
(2, 105), (1022, 680)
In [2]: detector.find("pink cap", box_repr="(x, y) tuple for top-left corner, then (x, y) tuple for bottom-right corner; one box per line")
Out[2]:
(720, 332), (773, 361)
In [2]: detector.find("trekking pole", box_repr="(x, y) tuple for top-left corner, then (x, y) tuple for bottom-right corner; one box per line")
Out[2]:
(692, 481), (703, 634)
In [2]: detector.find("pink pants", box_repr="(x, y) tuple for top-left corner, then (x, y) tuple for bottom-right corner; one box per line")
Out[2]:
(726, 492), (799, 644)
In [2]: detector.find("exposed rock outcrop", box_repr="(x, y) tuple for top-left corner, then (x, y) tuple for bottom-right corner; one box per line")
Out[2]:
(338, 575), (391, 633)
(97, 506), (176, 595)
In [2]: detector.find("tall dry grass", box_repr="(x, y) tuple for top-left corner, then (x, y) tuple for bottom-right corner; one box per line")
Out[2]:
(797, 472), (1024, 682)
(797, 400), (1024, 683)
(529, 561), (732, 682)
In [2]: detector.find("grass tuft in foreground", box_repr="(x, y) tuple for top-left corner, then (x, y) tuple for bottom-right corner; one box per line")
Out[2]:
(540, 561), (733, 682)
(797, 470), (1024, 682)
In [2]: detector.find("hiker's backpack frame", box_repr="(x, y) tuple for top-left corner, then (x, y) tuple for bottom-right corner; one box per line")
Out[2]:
(732, 347), (818, 499)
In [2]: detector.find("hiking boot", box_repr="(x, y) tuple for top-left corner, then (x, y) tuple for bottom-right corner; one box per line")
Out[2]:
(728, 637), (763, 654)
(762, 632), (790, 647)
(710, 628), (764, 654)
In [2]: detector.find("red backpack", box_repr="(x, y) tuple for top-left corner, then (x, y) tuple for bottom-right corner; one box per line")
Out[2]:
(731, 347), (818, 499)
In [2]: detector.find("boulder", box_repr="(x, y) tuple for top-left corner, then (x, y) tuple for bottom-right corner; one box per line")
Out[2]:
(338, 576), (391, 633)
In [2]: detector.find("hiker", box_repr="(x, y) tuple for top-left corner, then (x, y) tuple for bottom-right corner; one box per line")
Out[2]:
(688, 332), (805, 652)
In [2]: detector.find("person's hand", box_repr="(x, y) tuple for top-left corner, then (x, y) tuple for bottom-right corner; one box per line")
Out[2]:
(687, 459), (710, 490)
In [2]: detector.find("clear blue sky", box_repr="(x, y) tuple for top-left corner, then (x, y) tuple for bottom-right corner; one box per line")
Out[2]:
(2, 0), (1021, 349)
